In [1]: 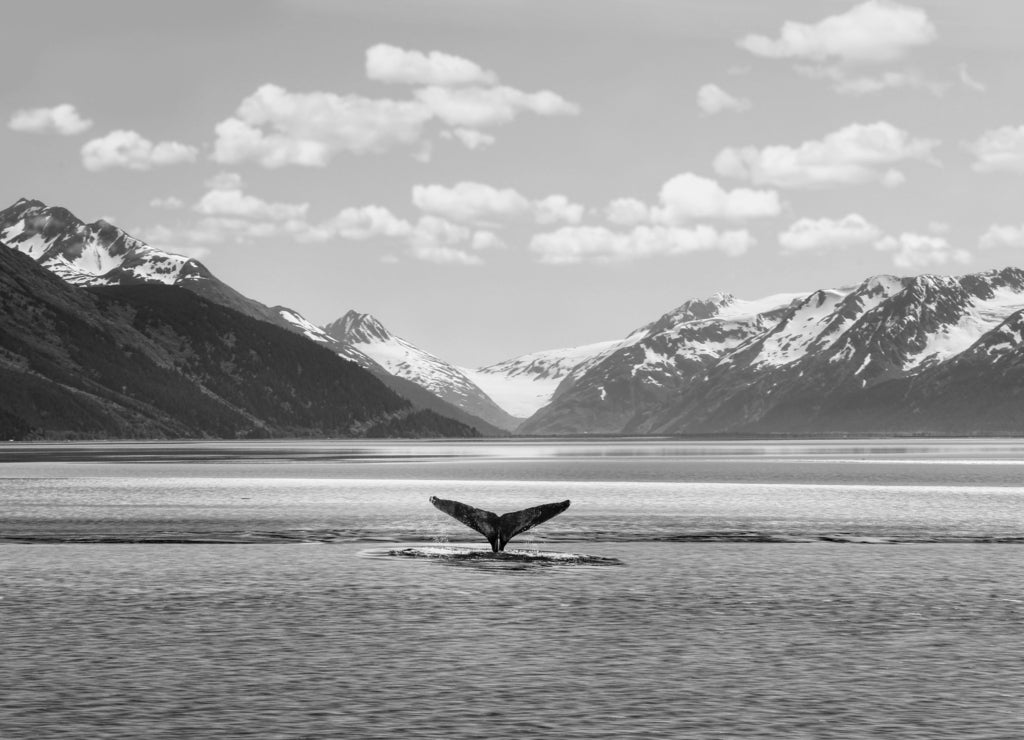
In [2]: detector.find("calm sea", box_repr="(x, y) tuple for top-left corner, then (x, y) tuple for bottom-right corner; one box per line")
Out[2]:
(2, 439), (1023, 738)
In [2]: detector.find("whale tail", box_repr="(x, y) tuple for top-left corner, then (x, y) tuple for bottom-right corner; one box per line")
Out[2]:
(429, 496), (571, 552)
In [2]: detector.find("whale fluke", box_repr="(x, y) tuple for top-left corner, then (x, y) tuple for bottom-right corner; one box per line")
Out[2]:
(429, 496), (570, 552)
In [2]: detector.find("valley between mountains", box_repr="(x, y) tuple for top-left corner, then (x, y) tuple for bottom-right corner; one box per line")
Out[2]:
(4, 197), (1024, 439)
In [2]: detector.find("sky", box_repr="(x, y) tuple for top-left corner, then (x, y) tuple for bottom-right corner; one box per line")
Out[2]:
(4, 0), (1024, 367)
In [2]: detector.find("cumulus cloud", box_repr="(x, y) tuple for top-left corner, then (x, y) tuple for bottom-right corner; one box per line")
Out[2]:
(413, 181), (530, 223)
(414, 85), (579, 128)
(81, 130), (198, 171)
(654, 173), (780, 222)
(146, 191), (494, 265)
(471, 230), (506, 250)
(299, 206), (413, 242)
(212, 72), (579, 166)
(605, 198), (650, 227)
(212, 85), (432, 167)
(412, 181), (583, 226)
(979, 224), (1024, 250)
(9, 104), (93, 135)
(966, 125), (1024, 173)
(739, 2), (939, 96)
(529, 225), (755, 264)
(194, 188), (310, 221)
(713, 121), (938, 188)
(696, 84), (752, 115)
(366, 43), (498, 86)
(440, 128), (496, 150)
(149, 196), (184, 210)
(875, 232), (970, 269)
(205, 171), (244, 190)
(779, 214), (883, 253)
(602, 175), (779, 229)
(738, 1), (936, 64)
(407, 215), (483, 265)
(534, 194), (584, 225)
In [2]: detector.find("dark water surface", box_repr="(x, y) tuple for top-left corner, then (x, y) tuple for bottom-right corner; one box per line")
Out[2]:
(2, 439), (1024, 738)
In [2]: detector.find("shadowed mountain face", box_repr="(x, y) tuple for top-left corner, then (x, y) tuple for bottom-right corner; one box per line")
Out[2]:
(0, 198), (507, 437)
(0, 245), (480, 440)
(519, 268), (1024, 436)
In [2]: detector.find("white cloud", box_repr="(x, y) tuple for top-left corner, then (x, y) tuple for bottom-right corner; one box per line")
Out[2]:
(9, 104), (93, 135)
(979, 224), (1024, 250)
(441, 128), (496, 150)
(414, 85), (579, 128)
(696, 84), (752, 115)
(603, 175), (779, 228)
(213, 76), (579, 166)
(407, 215), (482, 265)
(366, 43), (498, 86)
(529, 225), (754, 264)
(412, 181), (583, 226)
(714, 121), (938, 188)
(958, 64), (987, 93)
(534, 194), (584, 225)
(149, 196), (184, 210)
(654, 173), (780, 222)
(875, 232), (971, 269)
(81, 130), (198, 171)
(880, 169), (907, 188)
(315, 206), (413, 241)
(413, 181), (530, 223)
(194, 188), (309, 221)
(212, 84), (432, 167)
(966, 126), (1024, 173)
(794, 65), (945, 96)
(471, 231), (506, 250)
(205, 172), (244, 190)
(295, 205), (491, 264)
(738, 1), (936, 64)
(605, 198), (650, 227)
(779, 214), (882, 253)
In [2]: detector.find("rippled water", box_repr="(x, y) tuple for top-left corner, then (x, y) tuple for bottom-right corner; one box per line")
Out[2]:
(2, 439), (1024, 738)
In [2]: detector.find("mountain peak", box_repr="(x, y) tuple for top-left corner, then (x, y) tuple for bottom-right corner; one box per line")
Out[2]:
(323, 310), (393, 343)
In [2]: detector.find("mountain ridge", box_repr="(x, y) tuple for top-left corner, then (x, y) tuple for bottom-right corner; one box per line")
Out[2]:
(0, 198), (506, 436)
(0, 242), (479, 439)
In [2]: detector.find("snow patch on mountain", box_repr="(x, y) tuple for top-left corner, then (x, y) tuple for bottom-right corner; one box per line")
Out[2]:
(278, 309), (334, 343)
(750, 289), (851, 368)
(323, 311), (520, 430)
(464, 339), (629, 417)
(714, 292), (807, 322)
(902, 286), (1024, 370)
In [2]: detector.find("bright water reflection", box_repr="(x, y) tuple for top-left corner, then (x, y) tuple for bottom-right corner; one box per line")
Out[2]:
(2, 439), (1024, 738)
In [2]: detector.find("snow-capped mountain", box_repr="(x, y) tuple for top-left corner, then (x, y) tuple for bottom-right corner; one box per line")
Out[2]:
(0, 198), (508, 435)
(323, 311), (521, 431)
(0, 198), (308, 334)
(1, 198), (206, 287)
(460, 339), (627, 418)
(521, 268), (1024, 435)
(10, 198), (1024, 436)
(519, 291), (804, 434)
